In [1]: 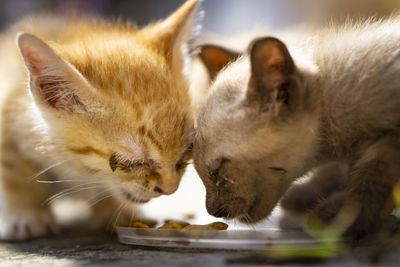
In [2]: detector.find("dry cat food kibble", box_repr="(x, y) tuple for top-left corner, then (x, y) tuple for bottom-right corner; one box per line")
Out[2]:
(184, 213), (196, 220)
(130, 222), (150, 229)
(120, 220), (229, 231)
(158, 221), (190, 229)
(116, 219), (158, 228)
(157, 221), (228, 230)
(183, 222), (228, 230)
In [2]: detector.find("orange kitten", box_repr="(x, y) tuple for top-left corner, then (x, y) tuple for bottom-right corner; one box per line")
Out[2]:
(0, 0), (200, 240)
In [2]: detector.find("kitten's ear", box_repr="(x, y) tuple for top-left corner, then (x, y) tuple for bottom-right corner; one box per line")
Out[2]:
(246, 37), (296, 113)
(17, 33), (97, 111)
(149, 0), (201, 72)
(199, 45), (240, 80)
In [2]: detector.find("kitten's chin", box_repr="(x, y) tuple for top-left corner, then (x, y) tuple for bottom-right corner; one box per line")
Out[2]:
(238, 198), (274, 224)
(119, 190), (150, 204)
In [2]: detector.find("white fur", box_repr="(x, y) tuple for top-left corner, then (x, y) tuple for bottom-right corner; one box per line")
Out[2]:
(193, 16), (400, 230)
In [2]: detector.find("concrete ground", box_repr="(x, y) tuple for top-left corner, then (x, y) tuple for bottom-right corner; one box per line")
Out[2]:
(1, 231), (400, 267)
(1, 167), (399, 266)
(0, 232), (236, 267)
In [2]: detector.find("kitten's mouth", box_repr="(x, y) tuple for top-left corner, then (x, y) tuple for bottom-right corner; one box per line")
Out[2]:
(122, 190), (150, 204)
(248, 198), (259, 216)
(238, 198), (260, 223)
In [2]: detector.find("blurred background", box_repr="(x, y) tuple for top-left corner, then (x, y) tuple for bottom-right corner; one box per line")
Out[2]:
(1, 0), (400, 34)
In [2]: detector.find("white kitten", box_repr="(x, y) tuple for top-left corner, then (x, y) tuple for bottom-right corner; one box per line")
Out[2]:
(193, 17), (400, 238)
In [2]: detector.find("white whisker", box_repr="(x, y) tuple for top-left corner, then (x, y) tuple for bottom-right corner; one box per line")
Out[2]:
(129, 205), (135, 226)
(42, 182), (106, 206)
(36, 179), (108, 184)
(114, 203), (127, 227)
(36, 180), (66, 184)
(87, 188), (115, 207)
(36, 179), (98, 184)
(90, 194), (114, 207)
(107, 202), (125, 235)
(29, 160), (69, 180)
(244, 214), (256, 230)
(108, 203), (127, 235)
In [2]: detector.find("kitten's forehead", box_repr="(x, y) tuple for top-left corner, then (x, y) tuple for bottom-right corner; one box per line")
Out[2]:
(197, 57), (250, 132)
(53, 34), (191, 102)
(213, 57), (250, 97)
(61, 44), (168, 95)
(106, 103), (192, 159)
(56, 38), (192, 155)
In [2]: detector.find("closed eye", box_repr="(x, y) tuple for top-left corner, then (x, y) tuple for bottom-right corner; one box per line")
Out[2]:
(109, 153), (157, 173)
(268, 167), (287, 175)
(175, 143), (194, 171)
(176, 161), (189, 171)
(210, 158), (229, 186)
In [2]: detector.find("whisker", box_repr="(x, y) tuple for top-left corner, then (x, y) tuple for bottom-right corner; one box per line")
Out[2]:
(240, 214), (249, 224)
(110, 203), (127, 234)
(89, 194), (114, 207)
(29, 160), (69, 180)
(212, 206), (227, 221)
(244, 214), (256, 230)
(42, 182), (106, 206)
(232, 218), (240, 228)
(226, 207), (232, 222)
(44, 186), (104, 206)
(36, 179), (105, 184)
(115, 204), (127, 227)
(107, 202), (125, 235)
(129, 206), (135, 227)
(87, 188), (115, 207)
(37, 180), (70, 184)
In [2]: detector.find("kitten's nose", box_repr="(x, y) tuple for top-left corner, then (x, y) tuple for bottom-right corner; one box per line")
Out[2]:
(154, 186), (167, 195)
(211, 208), (230, 218)
(207, 200), (228, 217)
(151, 173), (180, 195)
(153, 186), (176, 195)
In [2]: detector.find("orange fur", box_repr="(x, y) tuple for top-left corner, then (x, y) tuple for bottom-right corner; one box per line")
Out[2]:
(0, 0), (200, 241)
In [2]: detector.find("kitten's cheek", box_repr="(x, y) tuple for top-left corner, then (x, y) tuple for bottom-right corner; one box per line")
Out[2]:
(122, 191), (150, 204)
(112, 188), (151, 204)
(244, 196), (275, 223)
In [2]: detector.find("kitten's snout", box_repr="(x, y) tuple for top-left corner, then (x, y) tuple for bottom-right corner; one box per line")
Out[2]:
(207, 197), (247, 219)
(153, 186), (173, 195)
(210, 207), (230, 218)
(150, 172), (180, 196)
(152, 181), (179, 196)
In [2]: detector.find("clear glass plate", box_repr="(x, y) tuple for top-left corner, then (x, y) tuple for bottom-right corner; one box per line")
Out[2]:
(116, 227), (320, 250)
(117, 168), (318, 250)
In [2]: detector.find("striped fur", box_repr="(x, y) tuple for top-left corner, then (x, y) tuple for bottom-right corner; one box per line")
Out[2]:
(0, 0), (200, 240)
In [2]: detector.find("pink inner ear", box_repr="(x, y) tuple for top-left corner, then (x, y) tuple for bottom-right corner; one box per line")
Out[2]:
(19, 37), (87, 111)
(20, 46), (45, 75)
(32, 75), (72, 109)
(27, 57), (42, 74)
(21, 47), (82, 110)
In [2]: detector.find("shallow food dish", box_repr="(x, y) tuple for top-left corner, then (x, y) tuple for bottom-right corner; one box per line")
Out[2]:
(116, 227), (321, 250)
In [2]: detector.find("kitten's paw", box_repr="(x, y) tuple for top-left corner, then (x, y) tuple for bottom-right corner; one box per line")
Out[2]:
(342, 210), (381, 241)
(281, 166), (348, 214)
(310, 192), (345, 223)
(281, 184), (321, 213)
(0, 209), (58, 241)
(309, 193), (377, 240)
